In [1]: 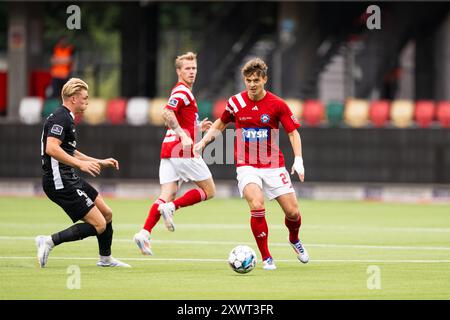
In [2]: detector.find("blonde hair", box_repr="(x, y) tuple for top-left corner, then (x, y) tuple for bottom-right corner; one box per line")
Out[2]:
(61, 78), (89, 100)
(175, 52), (197, 69)
(241, 58), (268, 78)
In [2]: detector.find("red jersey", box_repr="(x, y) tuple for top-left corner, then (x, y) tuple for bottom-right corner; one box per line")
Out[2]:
(160, 82), (199, 158)
(220, 91), (300, 168)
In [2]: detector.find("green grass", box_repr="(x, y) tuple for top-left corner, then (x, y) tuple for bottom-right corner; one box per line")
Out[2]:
(0, 196), (449, 299)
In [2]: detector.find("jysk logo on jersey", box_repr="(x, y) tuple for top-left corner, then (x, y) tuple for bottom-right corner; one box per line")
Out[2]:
(260, 114), (270, 124)
(242, 128), (269, 141)
(50, 124), (63, 136)
(168, 98), (179, 108)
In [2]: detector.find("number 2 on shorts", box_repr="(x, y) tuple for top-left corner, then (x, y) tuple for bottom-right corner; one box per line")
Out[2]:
(280, 173), (289, 185)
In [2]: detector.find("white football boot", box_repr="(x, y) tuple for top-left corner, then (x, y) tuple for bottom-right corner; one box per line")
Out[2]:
(133, 229), (153, 255)
(262, 257), (277, 270)
(35, 235), (53, 268)
(290, 239), (310, 264)
(158, 202), (176, 232)
(97, 256), (131, 268)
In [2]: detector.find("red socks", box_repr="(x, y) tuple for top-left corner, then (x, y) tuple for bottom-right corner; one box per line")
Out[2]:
(250, 210), (302, 260)
(250, 209), (271, 261)
(173, 188), (207, 209)
(143, 198), (165, 233)
(285, 214), (301, 244)
(143, 189), (207, 233)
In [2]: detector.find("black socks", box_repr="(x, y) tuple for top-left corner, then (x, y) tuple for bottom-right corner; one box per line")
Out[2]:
(50, 222), (114, 257)
(51, 223), (98, 246)
(97, 222), (113, 256)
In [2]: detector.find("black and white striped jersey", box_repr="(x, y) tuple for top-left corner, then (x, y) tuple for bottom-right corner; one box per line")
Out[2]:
(41, 105), (80, 190)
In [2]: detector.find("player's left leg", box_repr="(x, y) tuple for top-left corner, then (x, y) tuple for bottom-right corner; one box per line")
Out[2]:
(157, 158), (213, 230)
(134, 181), (178, 255)
(157, 178), (214, 232)
(173, 177), (215, 208)
(243, 183), (276, 270)
(276, 193), (309, 263)
(93, 194), (130, 267)
(194, 178), (216, 200)
(142, 181), (178, 234)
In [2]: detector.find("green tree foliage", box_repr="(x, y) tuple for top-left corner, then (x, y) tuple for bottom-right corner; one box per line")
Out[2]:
(43, 2), (121, 99)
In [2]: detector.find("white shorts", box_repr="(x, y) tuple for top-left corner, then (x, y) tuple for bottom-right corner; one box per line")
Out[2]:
(236, 166), (296, 200)
(159, 158), (212, 185)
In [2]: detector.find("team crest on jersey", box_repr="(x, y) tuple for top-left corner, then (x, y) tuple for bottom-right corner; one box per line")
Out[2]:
(168, 98), (179, 108)
(50, 124), (63, 135)
(260, 114), (270, 124)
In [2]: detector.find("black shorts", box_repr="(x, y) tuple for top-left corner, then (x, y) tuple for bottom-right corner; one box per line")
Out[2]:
(43, 178), (99, 223)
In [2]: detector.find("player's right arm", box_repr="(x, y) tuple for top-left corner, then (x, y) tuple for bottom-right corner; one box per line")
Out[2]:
(74, 150), (119, 170)
(162, 107), (193, 148)
(193, 118), (229, 157)
(194, 100), (235, 156)
(46, 137), (101, 177)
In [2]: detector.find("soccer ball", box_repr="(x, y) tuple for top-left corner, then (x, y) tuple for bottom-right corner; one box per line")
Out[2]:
(228, 245), (257, 274)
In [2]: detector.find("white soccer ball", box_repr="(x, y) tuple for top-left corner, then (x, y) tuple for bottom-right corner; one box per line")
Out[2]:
(228, 245), (257, 274)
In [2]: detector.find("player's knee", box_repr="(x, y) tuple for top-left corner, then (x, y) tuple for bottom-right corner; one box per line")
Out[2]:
(102, 208), (113, 223)
(249, 199), (265, 211)
(94, 220), (107, 234)
(285, 208), (300, 220)
(160, 192), (177, 203)
(205, 184), (215, 200)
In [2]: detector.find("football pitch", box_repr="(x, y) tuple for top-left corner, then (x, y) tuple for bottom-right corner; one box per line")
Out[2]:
(0, 196), (449, 300)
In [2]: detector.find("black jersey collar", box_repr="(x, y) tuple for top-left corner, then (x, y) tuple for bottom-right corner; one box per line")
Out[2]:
(62, 105), (75, 120)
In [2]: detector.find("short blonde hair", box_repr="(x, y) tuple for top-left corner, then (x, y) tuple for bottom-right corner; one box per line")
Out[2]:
(175, 52), (197, 69)
(61, 78), (89, 100)
(241, 58), (268, 78)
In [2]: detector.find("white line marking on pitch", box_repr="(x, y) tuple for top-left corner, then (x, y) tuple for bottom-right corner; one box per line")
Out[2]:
(1, 236), (450, 251)
(0, 256), (449, 263)
(2, 222), (450, 233)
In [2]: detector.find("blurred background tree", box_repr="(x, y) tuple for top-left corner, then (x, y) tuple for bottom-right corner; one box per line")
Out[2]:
(43, 2), (121, 99)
